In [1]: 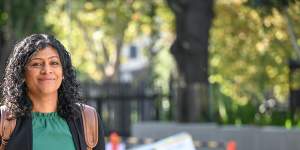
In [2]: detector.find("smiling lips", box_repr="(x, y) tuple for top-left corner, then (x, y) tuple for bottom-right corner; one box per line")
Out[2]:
(38, 78), (55, 81)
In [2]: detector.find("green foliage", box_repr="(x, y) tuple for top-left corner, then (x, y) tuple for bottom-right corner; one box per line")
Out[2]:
(210, 0), (300, 126)
(0, 0), (50, 38)
(45, 0), (174, 82)
(0, 1), (6, 26)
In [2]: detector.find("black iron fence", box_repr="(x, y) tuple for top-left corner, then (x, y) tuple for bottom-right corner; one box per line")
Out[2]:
(81, 82), (170, 136)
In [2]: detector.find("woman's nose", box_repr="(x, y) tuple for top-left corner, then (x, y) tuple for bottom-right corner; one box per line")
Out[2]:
(40, 64), (53, 74)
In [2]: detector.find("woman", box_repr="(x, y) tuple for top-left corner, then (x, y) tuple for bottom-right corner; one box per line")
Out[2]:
(0, 34), (105, 150)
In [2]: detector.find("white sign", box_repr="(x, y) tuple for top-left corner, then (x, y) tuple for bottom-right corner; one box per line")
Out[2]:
(106, 143), (126, 150)
(130, 132), (196, 150)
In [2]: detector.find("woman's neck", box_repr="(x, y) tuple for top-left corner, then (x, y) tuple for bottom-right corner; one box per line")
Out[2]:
(27, 92), (58, 113)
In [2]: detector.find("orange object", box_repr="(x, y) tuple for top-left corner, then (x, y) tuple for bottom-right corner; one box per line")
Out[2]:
(226, 140), (237, 150)
(110, 132), (121, 150)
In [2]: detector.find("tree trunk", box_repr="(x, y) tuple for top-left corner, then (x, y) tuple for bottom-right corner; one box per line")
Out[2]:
(168, 0), (214, 122)
(283, 7), (300, 59)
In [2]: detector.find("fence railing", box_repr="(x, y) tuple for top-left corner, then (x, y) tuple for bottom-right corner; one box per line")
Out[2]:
(81, 82), (169, 136)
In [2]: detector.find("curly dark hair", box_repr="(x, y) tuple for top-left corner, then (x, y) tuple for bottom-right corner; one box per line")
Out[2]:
(0, 34), (84, 119)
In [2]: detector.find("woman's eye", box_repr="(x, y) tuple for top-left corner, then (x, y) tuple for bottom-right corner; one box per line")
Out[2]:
(51, 61), (61, 66)
(31, 63), (42, 67)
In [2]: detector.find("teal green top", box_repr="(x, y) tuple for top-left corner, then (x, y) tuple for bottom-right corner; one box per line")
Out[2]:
(32, 112), (76, 150)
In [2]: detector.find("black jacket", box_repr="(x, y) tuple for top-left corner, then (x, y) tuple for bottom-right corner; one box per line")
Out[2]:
(5, 112), (105, 150)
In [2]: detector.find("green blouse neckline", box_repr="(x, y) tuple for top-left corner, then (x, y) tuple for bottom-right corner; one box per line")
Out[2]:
(31, 112), (58, 118)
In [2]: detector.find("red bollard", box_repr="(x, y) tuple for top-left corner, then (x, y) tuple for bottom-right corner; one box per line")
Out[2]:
(226, 140), (237, 150)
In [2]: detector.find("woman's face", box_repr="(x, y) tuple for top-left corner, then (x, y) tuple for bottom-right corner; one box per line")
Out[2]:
(25, 46), (63, 96)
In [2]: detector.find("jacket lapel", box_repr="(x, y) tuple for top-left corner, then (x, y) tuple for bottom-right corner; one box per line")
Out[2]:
(67, 117), (85, 150)
(6, 116), (32, 150)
